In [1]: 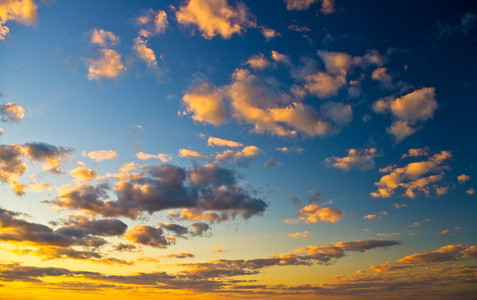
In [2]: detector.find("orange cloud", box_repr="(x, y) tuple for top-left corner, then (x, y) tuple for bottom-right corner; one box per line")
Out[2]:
(0, 0), (38, 40)
(82, 150), (118, 162)
(295, 203), (345, 223)
(176, 0), (256, 39)
(207, 136), (243, 148)
(1, 102), (25, 121)
(326, 148), (379, 171)
(87, 49), (126, 81)
(181, 82), (228, 126)
(136, 152), (172, 162)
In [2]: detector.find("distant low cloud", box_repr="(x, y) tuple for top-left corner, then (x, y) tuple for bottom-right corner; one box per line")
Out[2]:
(397, 244), (476, 265)
(176, 0), (256, 39)
(0, 0), (38, 40)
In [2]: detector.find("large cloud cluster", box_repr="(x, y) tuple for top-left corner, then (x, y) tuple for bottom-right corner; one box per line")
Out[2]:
(51, 163), (267, 220)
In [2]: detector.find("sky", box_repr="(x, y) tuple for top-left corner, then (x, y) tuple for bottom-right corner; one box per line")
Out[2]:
(0, 0), (476, 299)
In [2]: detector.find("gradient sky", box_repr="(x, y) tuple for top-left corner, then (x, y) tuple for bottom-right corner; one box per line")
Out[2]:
(0, 0), (476, 299)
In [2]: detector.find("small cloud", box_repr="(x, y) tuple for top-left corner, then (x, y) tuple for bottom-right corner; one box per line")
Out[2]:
(438, 229), (449, 236)
(82, 150), (118, 162)
(457, 174), (470, 184)
(260, 26), (280, 40)
(136, 152), (172, 162)
(207, 137), (243, 148)
(178, 149), (207, 158)
(467, 188), (475, 195)
(244, 53), (269, 70)
(376, 232), (400, 237)
(391, 203), (407, 209)
(213, 248), (226, 253)
(1, 102), (25, 122)
(364, 211), (387, 220)
(289, 231), (310, 238)
(264, 157), (282, 169)
(326, 148), (379, 171)
(276, 146), (304, 153)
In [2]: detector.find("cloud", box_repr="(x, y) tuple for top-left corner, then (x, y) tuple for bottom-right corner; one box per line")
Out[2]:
(401, 146), (430, 159)
(133, 37), (157, 67)
(457, 174), (470, 184)
(181, 82), (229, 126)
(325, 148), (378, 171)
(289, 231), (310, 238)
(397, 244), (476, 265)
(28, 180), (52, 193)
(271, 51), (290, 64)
(438, 229), (449, 236)
(284, 0), (334, 14)
(459, 12), (476, 35)
(169, 208), (235, 223)
(371, 150), (452, 198)
(467, 188), (475, 195)
(176, 0), (256, 39)
(136, 152), (172, 162)
(1, 102), (25, 121)
(245, 54), (269, 69)
(91, 29), (119, 47)
(70, 167), (100, 182)
(288, 203), (345, 223)
(264, 157), (282, 169)
(137, 9), (168, 35)
(87, 49), (126, 81)
(260, 26), (280, 40)
(179, 149), (207, 158)
(82, 150), (117, 162)
(125, 225), (174, 248)
(162, 252), (195, 259)
(215, 145), (260, 166)
(207, 136), (243, 148)
(373, 87), (438, 141)
(364, 211), (387, 220)
(50, 164), (267, 220)
(0, 143), (71, 195)
(276, 146), (304, 153)
(0, 0), (38, 40)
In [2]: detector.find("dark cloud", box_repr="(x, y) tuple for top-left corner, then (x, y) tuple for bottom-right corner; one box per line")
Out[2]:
(264, 157), (282, 169)
(190, 222), (210, 236)
(51, 164), (267, 220)
(125, 225), (174, 248)
(159, 222), (189, 236)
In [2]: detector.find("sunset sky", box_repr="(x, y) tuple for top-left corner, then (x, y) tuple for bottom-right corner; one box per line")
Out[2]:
(0, 0), (476, 299)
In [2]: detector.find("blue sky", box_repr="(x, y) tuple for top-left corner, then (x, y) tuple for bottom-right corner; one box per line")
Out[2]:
(0, 0), (476, 299)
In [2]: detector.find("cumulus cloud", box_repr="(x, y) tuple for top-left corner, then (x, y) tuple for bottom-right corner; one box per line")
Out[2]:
(82, 150), (117, 162)
(70, 167), (100, 182)
(137, 9), (168, 36)
(0, 0), (38, 40)
(284, 0), (334, 14)
(207, 136), (243, 148)
(179, 149), (207, 158)
(169, 208), (235, 223)
(371, 150), (452, 198)
(50, 164), (267, 220)
(373, 87), (438, 141)
(1, 102), (25, 122)
(326, 148), (378, 171)
(181, 82), (228, 126)
(457, 174), (470, 184)
(125, 225), (174, 248)
(91, 29), (119, 47)
(287, 203), (345, 224)
(133, 37), (157, 67)
(271, 51), (290, 64)
(175, 0), (256, 39)
(215, 145), (260, 166)
(87, 49), (126, 81)
(245, 53), (269, 69)
(401, 146), (430, 159)
(260, 26), (280, 40)
(397, 244), (477, 265)
(136, 152), (172, 162)
(289, 231), (309, 238)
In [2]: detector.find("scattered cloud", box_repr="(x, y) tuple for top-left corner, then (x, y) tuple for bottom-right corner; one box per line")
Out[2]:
(326, 148), (379, 171)
(289, 231), (310, 238)
(0, 0), (38, 40)
(207, 136), (243, 148)
(397, 244), (476, 265)
(288, 203), (345, 223)
(264, 157), (282, 169)
(244, 53), (269, 69)
(260, 26), (280, 40)
(136, 152), (172, 162)
(284, 0), (334, 14)
(175, 0), (256, 39)
(70, 167), (100, 182)
(179, 149), (207, 158)
(1, 102), (25, 122)
(371, 150), (452, 198)
(82, 150), (118, 162)
(457, 174), (470, 184)
(373, 87), (438, 141)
